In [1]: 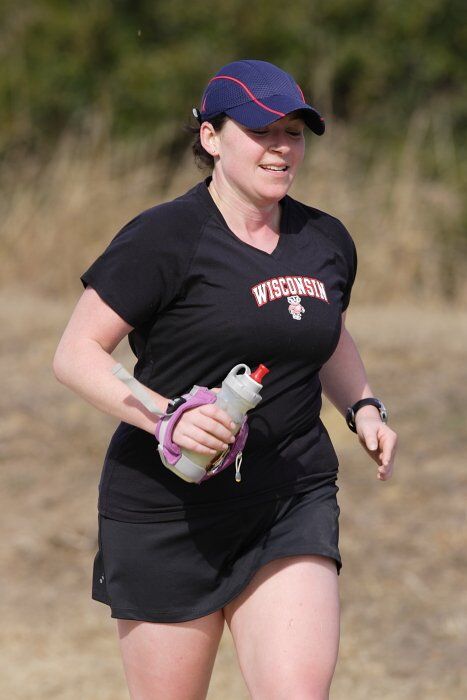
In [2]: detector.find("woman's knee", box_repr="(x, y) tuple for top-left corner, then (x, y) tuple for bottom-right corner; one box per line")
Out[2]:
(245, 643), (337, 700)
(248, 662), (335, 700)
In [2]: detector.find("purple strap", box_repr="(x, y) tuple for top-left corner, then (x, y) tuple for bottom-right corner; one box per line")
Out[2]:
(155, 385), (249, 481)
(155, 387), (216, 465)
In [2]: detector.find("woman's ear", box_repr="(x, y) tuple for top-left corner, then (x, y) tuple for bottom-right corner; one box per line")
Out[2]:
(199, 122), (219, 157)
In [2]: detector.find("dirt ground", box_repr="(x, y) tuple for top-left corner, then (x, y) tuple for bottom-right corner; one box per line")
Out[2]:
(1, 287), (466, 699)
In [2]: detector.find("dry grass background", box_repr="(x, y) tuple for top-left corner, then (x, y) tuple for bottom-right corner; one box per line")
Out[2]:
(1, 120), (466, 698)
(1, 112), (465, 303)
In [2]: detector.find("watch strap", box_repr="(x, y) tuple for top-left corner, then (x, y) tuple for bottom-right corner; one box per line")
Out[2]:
(166, 396), (187, 415)
(346, 398), (388, 433)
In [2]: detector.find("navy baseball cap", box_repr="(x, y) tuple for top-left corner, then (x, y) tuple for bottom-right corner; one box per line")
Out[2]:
(196, 59), (325, 135)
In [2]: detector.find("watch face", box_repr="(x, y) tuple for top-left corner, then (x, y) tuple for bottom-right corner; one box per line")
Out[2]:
(373, 399), (388, 422)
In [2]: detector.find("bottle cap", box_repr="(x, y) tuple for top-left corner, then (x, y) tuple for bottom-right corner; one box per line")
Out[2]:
(250, 364), (269, 384)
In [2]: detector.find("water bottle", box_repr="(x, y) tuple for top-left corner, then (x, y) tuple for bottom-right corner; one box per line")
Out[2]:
(215, 363), (269, 427)
(112, 362), (269, 484)
(174, 363), (269, 482)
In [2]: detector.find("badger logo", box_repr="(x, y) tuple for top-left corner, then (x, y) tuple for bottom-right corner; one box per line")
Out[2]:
(287, 295), (305, 320)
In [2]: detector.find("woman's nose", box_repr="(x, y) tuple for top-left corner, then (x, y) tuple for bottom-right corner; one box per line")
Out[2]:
(268, 138), (288, 153)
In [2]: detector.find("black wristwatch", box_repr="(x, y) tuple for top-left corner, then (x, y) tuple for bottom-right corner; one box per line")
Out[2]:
(165, 396), (186, 415)
(346, 398), (388, 433)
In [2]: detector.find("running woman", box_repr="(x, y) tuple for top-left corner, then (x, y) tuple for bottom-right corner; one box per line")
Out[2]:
(53, 59), (398, 699)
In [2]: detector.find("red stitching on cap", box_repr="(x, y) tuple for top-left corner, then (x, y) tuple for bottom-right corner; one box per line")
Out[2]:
(295, 83), (306, 103)
(203, 75), (286, 118)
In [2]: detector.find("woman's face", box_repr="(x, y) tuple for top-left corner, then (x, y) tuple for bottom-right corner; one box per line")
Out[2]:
(205, 113), (306, 207)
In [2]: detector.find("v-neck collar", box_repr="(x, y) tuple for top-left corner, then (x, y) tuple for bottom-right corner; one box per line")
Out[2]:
(198, 177), (290, 260)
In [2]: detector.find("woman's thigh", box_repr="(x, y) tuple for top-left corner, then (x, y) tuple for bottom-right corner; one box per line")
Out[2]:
(223, 555), (340, 700)
(117, 610), (224, 700)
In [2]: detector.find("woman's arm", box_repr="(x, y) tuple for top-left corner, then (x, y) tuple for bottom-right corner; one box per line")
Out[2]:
(53, 287), (235, 456)
(319, 312), (398, 481)
(53, 287), (168, 433)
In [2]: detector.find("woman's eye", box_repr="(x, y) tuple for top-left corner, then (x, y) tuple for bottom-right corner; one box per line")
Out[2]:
(248, 128), (303, 137)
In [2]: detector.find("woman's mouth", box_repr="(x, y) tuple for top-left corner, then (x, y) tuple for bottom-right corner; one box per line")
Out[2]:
(259, 164), (289, 173)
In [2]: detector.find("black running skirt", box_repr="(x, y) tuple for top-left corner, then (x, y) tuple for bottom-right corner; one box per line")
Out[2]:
(92, 483), (341, 623)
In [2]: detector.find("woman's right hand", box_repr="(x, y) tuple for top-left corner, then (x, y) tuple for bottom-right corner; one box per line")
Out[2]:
(171, 398), (237, 456)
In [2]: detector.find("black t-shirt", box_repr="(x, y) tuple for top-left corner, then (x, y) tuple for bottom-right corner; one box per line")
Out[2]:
(81, 177), (357, 522)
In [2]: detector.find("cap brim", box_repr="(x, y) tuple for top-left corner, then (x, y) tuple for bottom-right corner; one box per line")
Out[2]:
(224, 96), (325, 135)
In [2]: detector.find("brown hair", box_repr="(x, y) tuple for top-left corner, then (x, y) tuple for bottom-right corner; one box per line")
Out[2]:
(188, 113), (228, 170)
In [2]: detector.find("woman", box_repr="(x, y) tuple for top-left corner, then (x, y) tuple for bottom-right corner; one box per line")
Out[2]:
(54, 59), (397, 699)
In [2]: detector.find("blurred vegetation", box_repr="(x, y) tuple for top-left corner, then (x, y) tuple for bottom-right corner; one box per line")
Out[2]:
(0, 0), (466, 300)
(1, 0), (466, 153)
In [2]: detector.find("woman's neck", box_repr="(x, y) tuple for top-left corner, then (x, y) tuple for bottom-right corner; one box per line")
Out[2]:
(208, 174), (281, 237)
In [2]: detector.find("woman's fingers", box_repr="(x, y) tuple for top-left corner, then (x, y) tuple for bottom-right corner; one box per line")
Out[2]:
(376, 425), (398, 480)
(357, 420), (380, 456)
(185, 424), (231, 452)
(199, 402), (237, 432)
(195, 411), (236, 446)
(172, 403), (236, 454)
(174, 430), (225, 455)
(357, 419), (398, 481)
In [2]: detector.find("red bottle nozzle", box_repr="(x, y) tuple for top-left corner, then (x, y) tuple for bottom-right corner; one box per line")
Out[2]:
(250, 364), (270, 384)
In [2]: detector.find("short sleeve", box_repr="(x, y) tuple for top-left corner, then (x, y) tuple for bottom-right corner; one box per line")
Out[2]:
(80, 203), (201, 327)
(318, 214), (358, 312)
(340, 224), (358, 311)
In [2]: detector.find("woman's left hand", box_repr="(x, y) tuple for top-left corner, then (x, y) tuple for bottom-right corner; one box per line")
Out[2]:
(355, 410), (398, 481)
